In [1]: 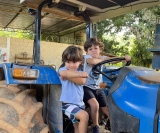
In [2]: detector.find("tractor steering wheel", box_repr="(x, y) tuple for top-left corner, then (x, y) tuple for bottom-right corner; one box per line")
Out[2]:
(92, 57), (131, 82)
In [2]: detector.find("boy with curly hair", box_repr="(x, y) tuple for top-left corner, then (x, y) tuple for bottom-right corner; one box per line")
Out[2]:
(83, 37), (131, 133)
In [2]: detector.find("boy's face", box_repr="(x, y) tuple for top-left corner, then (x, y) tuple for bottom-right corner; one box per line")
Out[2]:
(87, 45), (102, 58)
(65, 61), (81, 71)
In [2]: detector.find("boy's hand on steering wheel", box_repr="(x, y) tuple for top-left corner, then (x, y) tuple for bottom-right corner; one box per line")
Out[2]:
(124, 55), (131, 61)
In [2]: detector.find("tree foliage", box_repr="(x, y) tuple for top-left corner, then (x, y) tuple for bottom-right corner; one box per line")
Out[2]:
(0, 31), (34, 39)
(97, 5), (160, 67)
(130, 39), (152, 67)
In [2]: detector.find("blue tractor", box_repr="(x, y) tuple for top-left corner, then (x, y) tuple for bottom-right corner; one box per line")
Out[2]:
(93, 58), (160, 133)
(0, 0), (160, 133)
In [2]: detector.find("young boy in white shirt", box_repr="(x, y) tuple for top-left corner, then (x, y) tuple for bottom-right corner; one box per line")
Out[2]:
(83, 37), (131, 133)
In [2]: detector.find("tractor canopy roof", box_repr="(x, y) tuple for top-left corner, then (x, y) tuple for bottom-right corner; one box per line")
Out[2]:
(0, 0), (160, 36)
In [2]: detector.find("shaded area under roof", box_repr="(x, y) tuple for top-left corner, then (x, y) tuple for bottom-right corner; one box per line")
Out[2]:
(78, 0), (139, 9)
(0, 0), (159, 36)
(0, 0), (85, 36)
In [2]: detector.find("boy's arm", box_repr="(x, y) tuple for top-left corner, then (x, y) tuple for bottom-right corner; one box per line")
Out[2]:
(108, 55), (131, 64)
(86, 58), (104, 65)
(68, 77), (86, 85)
(59, 70), (88, 85)
(86, 55), (131, 65)
(104, 55), (131, 64)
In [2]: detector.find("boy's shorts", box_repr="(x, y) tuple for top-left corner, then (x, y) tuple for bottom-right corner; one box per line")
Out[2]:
(62, 103), (85, 123)
(83, 86), (107, 107)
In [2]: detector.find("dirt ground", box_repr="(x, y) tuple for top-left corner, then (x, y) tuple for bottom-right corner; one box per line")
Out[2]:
(87, 125), (111, 133)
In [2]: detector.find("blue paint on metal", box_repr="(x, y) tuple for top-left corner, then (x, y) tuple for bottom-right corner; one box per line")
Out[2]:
(81, 12), (93, 39)
(150, 24), (160, 50)
(0, 63), (61, 85)
(158, 116), (160, 133)
(102, 67), (119, 88)
(149, 24), (160, 69)
(148, 48), (160, 52)
(152, 55), (160, 69)
(111, 70), (159, 133)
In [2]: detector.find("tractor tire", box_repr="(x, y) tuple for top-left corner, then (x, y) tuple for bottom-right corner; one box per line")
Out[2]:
(0, 81), (49, 133)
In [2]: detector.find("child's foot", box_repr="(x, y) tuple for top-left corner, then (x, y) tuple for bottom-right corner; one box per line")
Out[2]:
(92, 125), (100, 133)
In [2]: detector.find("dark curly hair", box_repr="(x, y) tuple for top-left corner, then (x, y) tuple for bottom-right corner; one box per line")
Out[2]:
(84, 37), (104, 52)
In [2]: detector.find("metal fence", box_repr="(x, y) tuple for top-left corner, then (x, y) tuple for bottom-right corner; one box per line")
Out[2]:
(0, 28), (85, 45)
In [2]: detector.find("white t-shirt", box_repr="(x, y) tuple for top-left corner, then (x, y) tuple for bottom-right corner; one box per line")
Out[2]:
(83, 54), (107, 90)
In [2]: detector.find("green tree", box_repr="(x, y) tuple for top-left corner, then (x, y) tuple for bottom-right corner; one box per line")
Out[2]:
(0, 30), (34, 39)
(97, 5), (160, 67)
(130, 39), (152, 67)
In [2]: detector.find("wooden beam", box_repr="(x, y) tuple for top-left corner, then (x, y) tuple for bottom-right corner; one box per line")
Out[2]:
(20, 0), (84, 22)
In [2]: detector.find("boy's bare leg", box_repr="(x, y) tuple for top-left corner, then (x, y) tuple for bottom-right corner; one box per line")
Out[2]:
(76, 110), (89, 133)
(101, 107), (109, 118)
(88, 98), (99, 126)
(73, 123), (79, 133)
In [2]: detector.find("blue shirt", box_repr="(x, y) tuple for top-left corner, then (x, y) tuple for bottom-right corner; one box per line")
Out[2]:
(58, 67), (84, 107)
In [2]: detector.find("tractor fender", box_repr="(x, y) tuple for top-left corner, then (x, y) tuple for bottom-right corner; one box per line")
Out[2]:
(0, 63), (61, 85)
